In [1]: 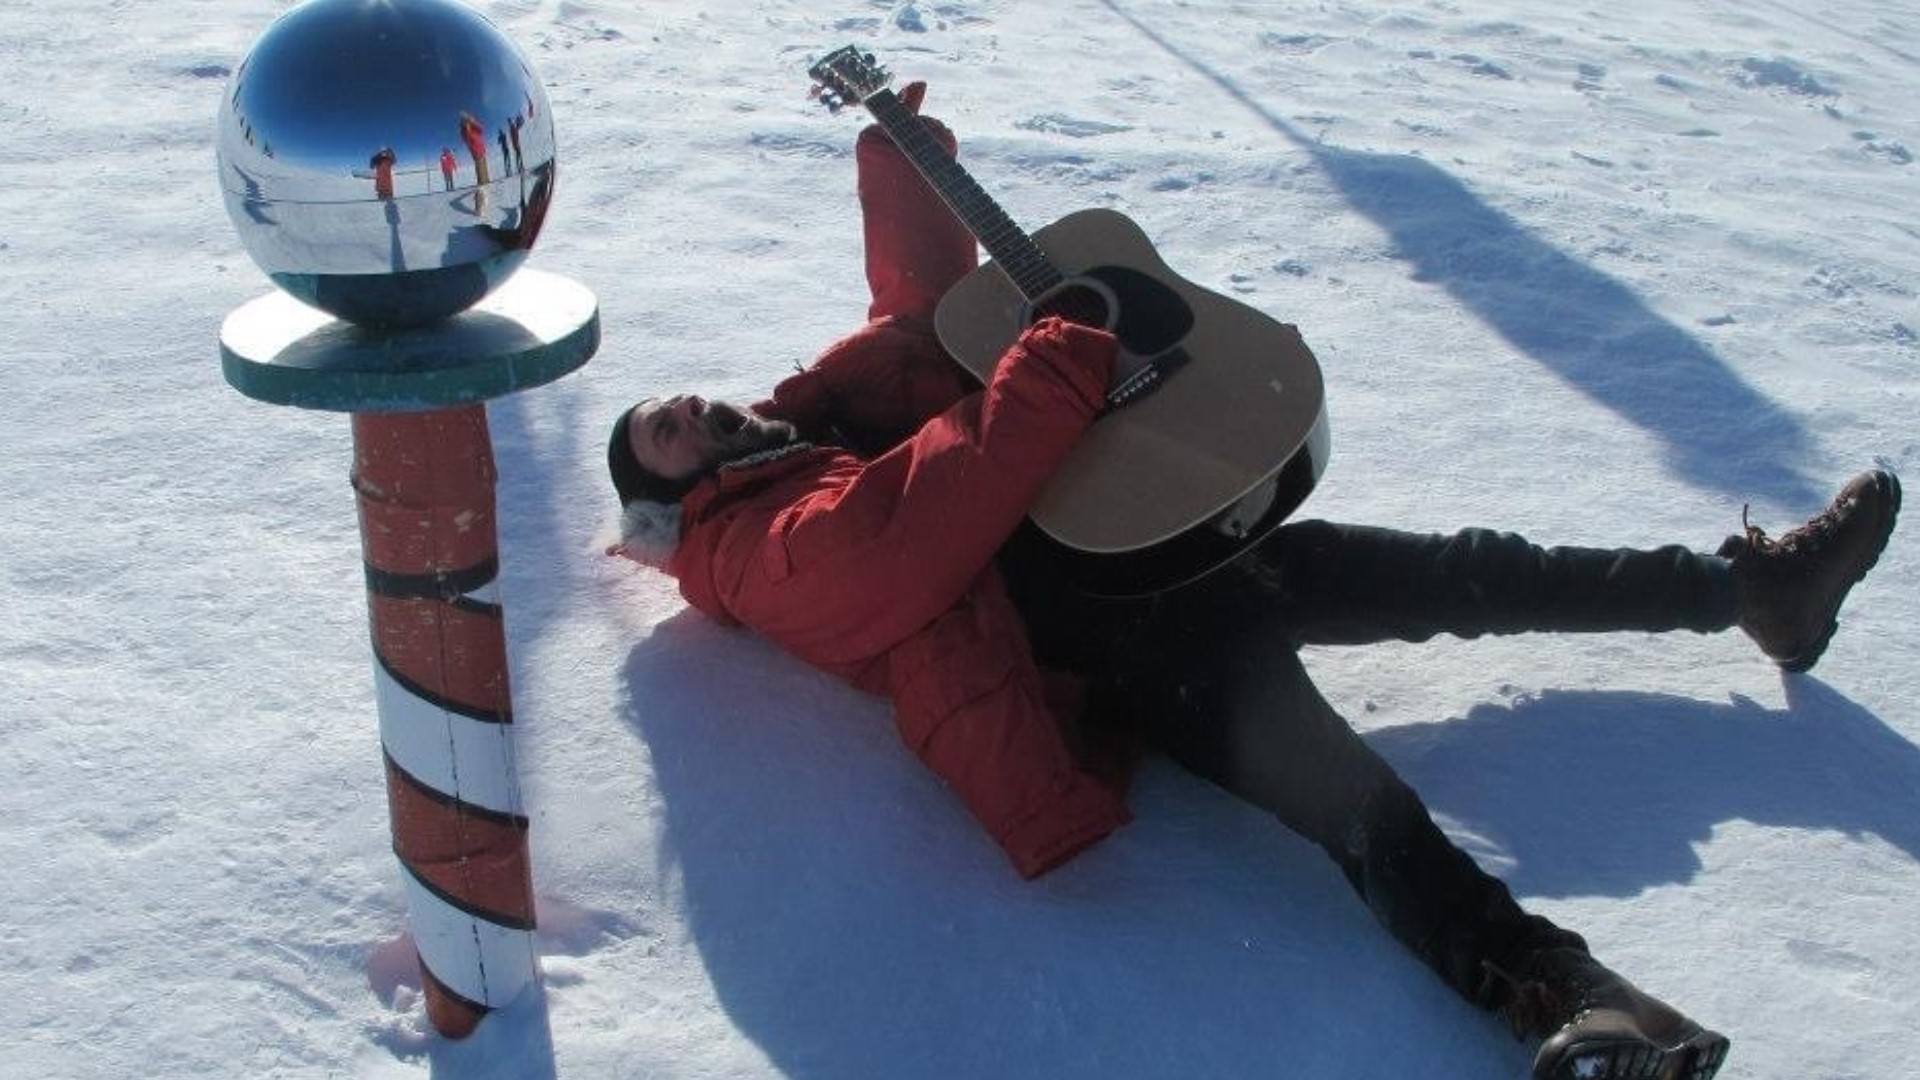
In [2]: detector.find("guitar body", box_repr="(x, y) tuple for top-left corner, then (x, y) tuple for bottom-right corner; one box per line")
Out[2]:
(937, 208), (1330, 582)
(809, 47), (1329, 594)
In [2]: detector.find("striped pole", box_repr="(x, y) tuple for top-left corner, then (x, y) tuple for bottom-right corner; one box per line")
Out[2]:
(351, 405), (538, 1038)
(221, 268), (597, 1040)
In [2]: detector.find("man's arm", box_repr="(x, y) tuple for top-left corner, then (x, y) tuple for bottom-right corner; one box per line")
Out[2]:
(753, 317), (974, 453)
(753, 85), (978, 445)
(779, 316), (1115, 640)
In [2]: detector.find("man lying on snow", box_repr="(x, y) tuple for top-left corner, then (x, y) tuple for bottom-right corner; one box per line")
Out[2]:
(604, 83), (1900, 1080)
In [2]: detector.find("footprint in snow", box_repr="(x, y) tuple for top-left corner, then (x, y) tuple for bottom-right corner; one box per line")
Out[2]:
(890, 2), (989, 33)
(894, 2), (929, 32)
(1406, 50), (1513, 80)
(1735, 57), (1837, 98)
(1259, 32), (1335, 55)
(748, 132), (845, 159)
(1852, 132), (1913, 165)
(1017, 113), (1133, 139)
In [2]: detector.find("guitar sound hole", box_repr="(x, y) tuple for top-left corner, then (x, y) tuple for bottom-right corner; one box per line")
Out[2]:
(1032, 284), (1112, 331)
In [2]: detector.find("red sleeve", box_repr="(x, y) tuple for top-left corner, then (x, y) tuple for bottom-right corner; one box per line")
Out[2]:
(754, 316), (974, 454)
(812, 316), (1115, 630)
(754, 107), (978, 439)
(856, 119), (977, 322)
(703, 319), (1115, 670)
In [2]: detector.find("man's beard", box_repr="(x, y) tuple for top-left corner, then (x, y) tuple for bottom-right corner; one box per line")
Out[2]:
(708, 403), (799, 466)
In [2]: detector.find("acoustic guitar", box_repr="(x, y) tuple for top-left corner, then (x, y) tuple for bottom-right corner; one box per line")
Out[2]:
(811, 47), (1330, 595)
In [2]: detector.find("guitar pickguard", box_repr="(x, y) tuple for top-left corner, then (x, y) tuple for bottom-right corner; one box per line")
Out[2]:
(1029, 264), (1196, 356)
(936, 208), (1330, 586)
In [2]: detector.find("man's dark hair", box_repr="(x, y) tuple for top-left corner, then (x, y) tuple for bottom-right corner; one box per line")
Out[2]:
(607, 407), (696, 507)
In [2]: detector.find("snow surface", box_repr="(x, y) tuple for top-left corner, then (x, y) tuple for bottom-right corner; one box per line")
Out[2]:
(3, 1), (1917, 1077)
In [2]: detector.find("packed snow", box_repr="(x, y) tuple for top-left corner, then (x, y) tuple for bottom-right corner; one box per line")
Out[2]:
(2, 1), (1915, 1078)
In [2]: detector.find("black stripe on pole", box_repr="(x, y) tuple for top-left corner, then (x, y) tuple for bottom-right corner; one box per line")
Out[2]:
(396, 855), (539, 933)
(385, 751), (531, 831)
(372, 649), (515, 726)
(418, 951), (494, 1016)
(365, 557), (502, 607)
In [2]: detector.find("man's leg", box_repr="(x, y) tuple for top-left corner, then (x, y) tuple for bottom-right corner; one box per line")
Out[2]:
(1235, 468), (1900, 669)
(1227, 519), (1739, 648)
(1126, 620), (1576, 1003)
(1120, 614), (1728, 1078)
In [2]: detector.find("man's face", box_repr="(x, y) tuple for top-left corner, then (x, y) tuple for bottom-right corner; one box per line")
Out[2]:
(624, 394), (797, 483)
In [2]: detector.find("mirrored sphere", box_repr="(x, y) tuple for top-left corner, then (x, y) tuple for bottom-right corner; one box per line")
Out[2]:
(217, 0), (557, 327)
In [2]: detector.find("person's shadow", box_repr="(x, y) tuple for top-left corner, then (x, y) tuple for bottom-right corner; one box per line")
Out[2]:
(1288, 140), (1820, 509)
(614, 616), (1919, 1078)
(1369, 676), (1920, 898)
(1095, 0), (1822, 511)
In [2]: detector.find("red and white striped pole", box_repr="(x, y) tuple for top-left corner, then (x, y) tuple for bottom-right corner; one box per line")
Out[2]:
(353, 405), (537, 1038)
(220, 269), (598, 1038)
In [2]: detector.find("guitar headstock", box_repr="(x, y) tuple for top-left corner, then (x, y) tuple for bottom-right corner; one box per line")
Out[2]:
(808, 46), (891, 113)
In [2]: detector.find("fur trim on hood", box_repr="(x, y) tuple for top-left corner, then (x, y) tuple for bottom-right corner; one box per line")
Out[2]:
(613, 499), (684, 570)
(609, 442), (818, 571)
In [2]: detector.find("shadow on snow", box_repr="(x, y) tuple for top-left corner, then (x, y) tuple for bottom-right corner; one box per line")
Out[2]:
(1098, 0), (1821, 510)
(615, 619), (1916, 1079)
(1372, 674), (1920, 898)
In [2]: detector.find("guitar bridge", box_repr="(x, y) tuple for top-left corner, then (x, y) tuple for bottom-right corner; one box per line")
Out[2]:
(1104, 346), (1191, 412)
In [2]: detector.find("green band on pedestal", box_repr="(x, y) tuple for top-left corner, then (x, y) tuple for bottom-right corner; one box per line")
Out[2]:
(219, 268), (598, 412)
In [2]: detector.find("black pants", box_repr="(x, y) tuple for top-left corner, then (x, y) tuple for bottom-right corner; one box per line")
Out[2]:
(1008, 519), (1740, 1009)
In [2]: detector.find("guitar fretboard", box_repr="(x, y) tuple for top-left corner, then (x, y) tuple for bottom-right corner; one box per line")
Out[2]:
(864, 91), (1065, 302)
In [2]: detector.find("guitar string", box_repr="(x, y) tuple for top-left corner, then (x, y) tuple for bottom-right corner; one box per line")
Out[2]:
(870, 93), (1066, 300)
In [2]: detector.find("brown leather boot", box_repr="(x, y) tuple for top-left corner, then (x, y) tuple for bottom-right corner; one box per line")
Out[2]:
(1489, 947), (1729, 1080)
(1720, 470), (1901, 672)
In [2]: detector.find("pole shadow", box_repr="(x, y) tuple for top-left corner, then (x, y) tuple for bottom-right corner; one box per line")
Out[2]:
(1097, 0), (1820, 509)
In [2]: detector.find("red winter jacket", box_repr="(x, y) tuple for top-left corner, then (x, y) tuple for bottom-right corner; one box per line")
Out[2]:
(661, 315), (1133, 878)
(623, 110), (1134, 877)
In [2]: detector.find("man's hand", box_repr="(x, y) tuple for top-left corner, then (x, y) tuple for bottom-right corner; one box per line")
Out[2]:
(898, 80), (927, 115)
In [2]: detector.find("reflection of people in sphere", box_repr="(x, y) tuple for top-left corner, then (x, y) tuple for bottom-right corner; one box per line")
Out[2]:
(476, 161), (555, 252)
(459, 111), (491, 207)
(369, 147), (396, 200)
(439, 147), (457, 191)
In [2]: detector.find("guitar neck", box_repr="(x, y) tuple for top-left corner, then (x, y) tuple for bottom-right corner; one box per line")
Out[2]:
(863, 90), (1063, 301)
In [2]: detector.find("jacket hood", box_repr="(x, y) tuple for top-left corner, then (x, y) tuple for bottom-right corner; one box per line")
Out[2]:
(611, 441), (823, 571)
(613, 499), (684, 569)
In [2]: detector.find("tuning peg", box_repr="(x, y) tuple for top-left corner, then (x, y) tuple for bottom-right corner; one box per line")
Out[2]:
(805, 84), (835, 111)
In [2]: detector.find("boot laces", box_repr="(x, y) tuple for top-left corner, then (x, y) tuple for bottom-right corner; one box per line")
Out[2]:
(1738, 497), (1847, 561)
(1482, 959), (1572, 1040)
